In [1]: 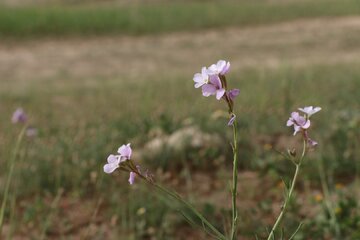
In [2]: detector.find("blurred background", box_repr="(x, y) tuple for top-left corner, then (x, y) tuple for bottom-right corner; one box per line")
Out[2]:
(1, 0), (360, 239)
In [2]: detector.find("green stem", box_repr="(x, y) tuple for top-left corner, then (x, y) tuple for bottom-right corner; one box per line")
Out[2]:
(230, 119), (238, 240)
(149, 182), (226, 240)
(266, 139), (306, 240)
(0, 125), (27, 234)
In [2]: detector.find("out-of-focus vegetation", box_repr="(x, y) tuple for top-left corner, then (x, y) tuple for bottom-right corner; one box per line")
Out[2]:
(1, 0), (360, 239)
(0, 0), (360, 38)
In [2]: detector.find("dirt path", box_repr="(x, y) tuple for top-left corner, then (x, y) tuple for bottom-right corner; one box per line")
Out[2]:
(1, 16), (360, 88)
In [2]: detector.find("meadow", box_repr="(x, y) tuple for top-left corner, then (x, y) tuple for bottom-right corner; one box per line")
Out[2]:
(1, 0), (360, 239)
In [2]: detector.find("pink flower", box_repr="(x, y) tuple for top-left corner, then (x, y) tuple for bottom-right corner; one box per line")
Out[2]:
(193, 60), (232, 101)
(201, 75), (226, 100)
(193, 67), (209, 88)
(118, 143), (132, 161)
(286, 112), (311, 135)
(207, 60), (231, 75)
(104, 143), (132, 174)
(103, 154), (122, 174)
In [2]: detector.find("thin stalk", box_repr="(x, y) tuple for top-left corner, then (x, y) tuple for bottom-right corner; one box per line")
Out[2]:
(0, 125), (26, 234)
(230, 120), (239, 240)
(150, 182), (226, 240)
(266, 139), (306, 240)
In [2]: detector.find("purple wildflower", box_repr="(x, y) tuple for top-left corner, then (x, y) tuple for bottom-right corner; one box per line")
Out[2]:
(118, 143), (132, 161)
(104, 143), (132, 174)
(128, 172), (136, 185)
(207, 60), (231, 76)
(298, 106), (321, 118)
(103, 154), (121, 174)
(193, 67), (209, 88)
(286, 112), (311, 135)
(227, 89), (240, 101)
(202, 75), (226, 100)
(12, 108), (27, 124)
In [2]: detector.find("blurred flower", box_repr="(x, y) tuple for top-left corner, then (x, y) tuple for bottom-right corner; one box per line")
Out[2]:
(314, 193), (323, 202)
(298, 106), (321, 118)
(137, 207), (146, 216)
(207, 60), (230, 75)
(129, 172), (136, 185)
(118, 143), (132, 160)
(26, 127), (38, 138)
(227, 89), (240, 101)
(228, 113), (236, 126)
(12, 108), (27, 124)
(335, 183), (344, 190)
(193, 67), (209, 88)
(286, 112), (311, 135)
(202, 75), (225, 100)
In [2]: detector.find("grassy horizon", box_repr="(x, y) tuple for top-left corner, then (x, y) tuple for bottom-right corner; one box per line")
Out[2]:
(0, 0), (360, 38)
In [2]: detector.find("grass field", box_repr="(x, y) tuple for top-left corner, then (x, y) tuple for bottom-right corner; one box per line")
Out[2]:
(0, 0), (360, 38)
(1, 0), (360, 239)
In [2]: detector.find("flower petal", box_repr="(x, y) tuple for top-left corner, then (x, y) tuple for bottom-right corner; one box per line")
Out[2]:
(291, 112), (300, 120)
(107, 154), (120, 164)
(293, 125), (301, 135)
(104, 163), (119, 174)
(216, 60), (226, 72)
(209, 75), (222, 89)
(228, 88), (240, 101)
(302, 120), (311, 129)
(118, 143), (132, 159)
(220, 61), (230, 75)
(193, 67), (208, 88)
(128, 172), (136, 185)
(286, 119), (294, 126)
(207, 64), (219, 75)
(216, 89), (226, 100)
(202, 84), (217, 97)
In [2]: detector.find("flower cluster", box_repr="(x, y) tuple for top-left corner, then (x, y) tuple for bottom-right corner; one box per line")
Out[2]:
(104, 143), (132, 174)
(193, 60), (240, 126)
(287, 106), (321, 147)
(193, 60), (239, 101)
(104, 143), (152, 185)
